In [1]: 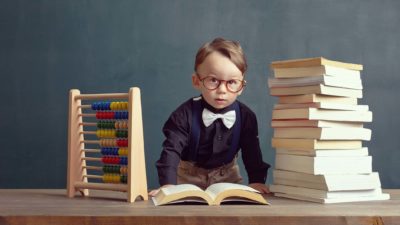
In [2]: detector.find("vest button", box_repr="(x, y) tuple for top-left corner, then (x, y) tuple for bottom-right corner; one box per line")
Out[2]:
(217, 135), (223, 141)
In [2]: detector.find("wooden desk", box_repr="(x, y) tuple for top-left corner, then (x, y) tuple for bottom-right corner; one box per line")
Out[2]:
(0, 189), (399, 225)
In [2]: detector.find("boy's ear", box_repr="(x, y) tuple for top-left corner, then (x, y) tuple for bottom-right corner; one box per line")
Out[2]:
(237, 79), (246, 96)
(192, 73), (201, 90)
(237, 88), (244, 96)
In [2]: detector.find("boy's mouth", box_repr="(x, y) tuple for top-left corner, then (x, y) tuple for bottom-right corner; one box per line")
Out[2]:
(215, 98), (226, 104)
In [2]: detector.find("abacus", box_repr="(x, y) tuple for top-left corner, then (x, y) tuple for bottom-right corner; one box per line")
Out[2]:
(67, 87), (148, 202)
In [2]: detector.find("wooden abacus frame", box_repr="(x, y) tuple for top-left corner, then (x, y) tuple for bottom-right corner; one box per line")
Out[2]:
(67, 87), (148, 202)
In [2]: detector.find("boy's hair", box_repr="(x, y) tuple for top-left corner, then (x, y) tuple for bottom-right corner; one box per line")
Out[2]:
(194, 37), (247, 75)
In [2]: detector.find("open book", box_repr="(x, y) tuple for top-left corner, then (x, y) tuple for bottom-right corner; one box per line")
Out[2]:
(152, 183), (269, 206)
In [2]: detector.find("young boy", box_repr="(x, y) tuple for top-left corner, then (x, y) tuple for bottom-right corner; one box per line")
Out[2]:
(149, 38), (270, 196)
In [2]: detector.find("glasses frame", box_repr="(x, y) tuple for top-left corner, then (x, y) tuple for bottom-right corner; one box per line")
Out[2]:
(196, 73), (246, 93)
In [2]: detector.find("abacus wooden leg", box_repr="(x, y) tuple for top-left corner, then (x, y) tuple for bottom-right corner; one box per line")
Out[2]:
(67, 89), (89, 198)
(127, 87), (148, 202)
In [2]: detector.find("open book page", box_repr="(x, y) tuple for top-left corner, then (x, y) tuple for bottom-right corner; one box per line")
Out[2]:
(205, 183), (260, 198)
(205, 183), (268, 205)
(153, 184), (212, 206)
(161, 184), (202, 195)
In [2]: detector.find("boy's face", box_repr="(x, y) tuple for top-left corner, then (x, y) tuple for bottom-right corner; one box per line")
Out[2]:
(192, 52), (244, 110)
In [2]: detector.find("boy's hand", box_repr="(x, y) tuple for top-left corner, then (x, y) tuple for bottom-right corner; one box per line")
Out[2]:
(248, 183), (270, 194)
(148, 184), (175, 197)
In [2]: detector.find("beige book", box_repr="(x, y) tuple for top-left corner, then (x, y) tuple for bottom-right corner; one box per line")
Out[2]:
(271, 120), (364, 128)
(273, 127), (371, 140)
(268, 75), (363, 89)
(270, 84), (362, 98)
(272, 138), (362, 150)
(278, 94), (357, 105)
(270, 57), (363, 70)
(272, 65), (361, 79)
(152, 183), (269, 206)
(275, 147), (369, 157)
(272, 108), (373, 122)
(275, 154), (372, 175)
(273, 170), (381, 191)
(274, 192), (390, 204)
(270, 184), (383, 199)
(273, 102), (369, 111)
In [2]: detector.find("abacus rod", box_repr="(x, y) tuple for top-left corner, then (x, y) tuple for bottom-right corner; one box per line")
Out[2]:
(75, 93), (129, 100)
(80, 122), (97, 126)
(81, 131), (97, 135)
(84, 175), (103, 179)
(83, 166), (102, 170)
(82, 149), (100, 153)
(81, 140), (100, 144)
(82, 157), (102, 161)
(79, 113), (96, 117)
(78, 105), (91, 109)
(74, 181), (128, 192)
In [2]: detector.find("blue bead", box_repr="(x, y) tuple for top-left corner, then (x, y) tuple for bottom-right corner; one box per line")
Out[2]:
(105, 102), (111, 110)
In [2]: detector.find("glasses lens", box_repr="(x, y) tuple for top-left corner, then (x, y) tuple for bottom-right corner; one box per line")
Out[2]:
(227, 79), (243, 92)
(203, 77), (220, 90)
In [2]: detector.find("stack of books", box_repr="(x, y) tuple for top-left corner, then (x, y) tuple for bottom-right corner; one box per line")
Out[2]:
(268, 57), (390, 203)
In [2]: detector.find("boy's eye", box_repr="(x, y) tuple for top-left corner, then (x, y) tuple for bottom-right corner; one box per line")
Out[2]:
(210, 78), (219, 83)
(227, 80), (239, 86)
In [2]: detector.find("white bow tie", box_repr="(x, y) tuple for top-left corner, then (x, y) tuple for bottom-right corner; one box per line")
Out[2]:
(202, 108), (236, 129)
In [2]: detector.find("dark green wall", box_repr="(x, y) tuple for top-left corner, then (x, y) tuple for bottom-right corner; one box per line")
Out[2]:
(1, 0), (399, 189)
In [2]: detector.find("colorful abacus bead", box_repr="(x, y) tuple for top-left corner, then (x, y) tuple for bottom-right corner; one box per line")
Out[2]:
(116, 139), (128, 147)
(103, 165), (121, 174)
(120, 175), (127, 183)
(115, 121), (129, 129)
(96, 112), (114, 119)
(92, 101), (111, 111)
(114, 111), (129, 119)
(96, 129), (116, 138)
(120, 166), (128, 175)
(110, 101), (128, 110)
(100, 139), (119, 147)
(116, 130), (128, 138)
(118, 147), (128, 156)
(97, 121), (115, 129)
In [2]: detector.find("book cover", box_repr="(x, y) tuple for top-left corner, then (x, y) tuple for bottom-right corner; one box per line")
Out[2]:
(274, 192), (390, 204)
(275, 154), (372, 175)
(275, 147), (369, 157)
(270, 57), (363, 70)
(278, 94), (357, 105)
(270, 184), (383, 199)
(273, 103), (369, 111)
(270, 84), (363, 98)
(272, 138), (362, 150)
(271, 119), (364, 128)
(273, 127), (371, 140)
(268, 76), (363, 89)
(272, 65), (362, 79)
(272, 108), (373, 122)
(271, 138), (362, 150)
(273, 170), (381, 191)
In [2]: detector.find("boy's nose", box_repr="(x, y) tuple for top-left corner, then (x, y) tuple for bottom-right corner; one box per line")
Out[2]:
(216, 81), (227, 93)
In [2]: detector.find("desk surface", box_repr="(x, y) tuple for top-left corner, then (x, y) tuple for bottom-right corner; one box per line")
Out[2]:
(0, 189), (399, 225)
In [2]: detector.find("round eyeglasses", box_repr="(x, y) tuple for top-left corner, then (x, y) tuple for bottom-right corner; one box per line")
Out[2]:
(196, 74), (246, 93)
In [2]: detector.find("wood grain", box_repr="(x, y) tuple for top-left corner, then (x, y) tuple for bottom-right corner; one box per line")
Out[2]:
(0, 189), (399, 225)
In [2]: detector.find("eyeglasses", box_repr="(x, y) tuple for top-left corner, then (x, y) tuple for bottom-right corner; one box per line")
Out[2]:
(196, 73), (246, 93)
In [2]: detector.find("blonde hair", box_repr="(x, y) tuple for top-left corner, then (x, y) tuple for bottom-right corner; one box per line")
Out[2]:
(194, 37), (247, 75)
